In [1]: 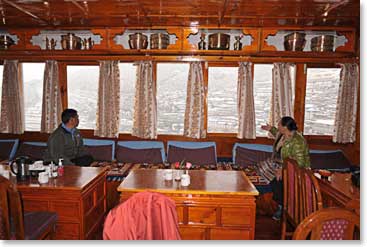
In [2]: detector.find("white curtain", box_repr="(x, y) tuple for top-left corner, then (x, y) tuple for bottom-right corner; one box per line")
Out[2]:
(95, 60), (121, 138)
(237, 62), (256, 139)
(269, 63), (294, 129)
(333, 63), (359, 143)
(132, 61), (157, 139)
(41, 60), (62, 133)
(0, 60), (24, 134)
(184, 62), (206, 139)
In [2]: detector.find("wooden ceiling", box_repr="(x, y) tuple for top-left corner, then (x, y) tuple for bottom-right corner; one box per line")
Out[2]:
(0, 0), (360, 28)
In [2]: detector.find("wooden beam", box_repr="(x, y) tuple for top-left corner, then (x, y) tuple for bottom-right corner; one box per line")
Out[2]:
(69, 0), (88, 16)
(293, 63), (307, 132)
(218, 0), (229, 26)
(2, 0), (48, 24)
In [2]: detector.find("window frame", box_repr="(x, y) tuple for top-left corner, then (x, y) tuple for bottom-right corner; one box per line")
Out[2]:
(302, 64), (342, 136)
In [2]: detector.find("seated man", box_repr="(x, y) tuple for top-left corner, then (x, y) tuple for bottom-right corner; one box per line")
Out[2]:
(44, 108), (94, 166)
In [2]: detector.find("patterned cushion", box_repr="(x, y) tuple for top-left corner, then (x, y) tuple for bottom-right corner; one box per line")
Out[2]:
(85, 145), (113, 162)
(167, 146), (216, 165)
(116, 146), (163, 164)
(321, 219), (349, 240)
(16, 143), (47, 161)
(235, 146), (272, 166)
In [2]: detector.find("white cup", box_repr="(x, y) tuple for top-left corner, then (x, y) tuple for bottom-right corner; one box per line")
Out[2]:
(164, 169), (173, 180)
(181, 174), (190, 186)
(2, 170), (10, 179)
(38, 172), (49, 184)
(0, 165), (4, 174)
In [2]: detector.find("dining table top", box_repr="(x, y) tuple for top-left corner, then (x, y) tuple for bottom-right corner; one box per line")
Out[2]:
(0, 164), (107, 190)
(118, 169), (259, 196)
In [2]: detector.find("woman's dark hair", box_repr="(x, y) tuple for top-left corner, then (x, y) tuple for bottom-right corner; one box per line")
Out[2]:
(61, 108), (78, 124)
(280, 116), (298, 131)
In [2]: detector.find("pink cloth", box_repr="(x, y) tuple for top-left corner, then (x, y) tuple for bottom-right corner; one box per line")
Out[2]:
(103, 191), (181, 240)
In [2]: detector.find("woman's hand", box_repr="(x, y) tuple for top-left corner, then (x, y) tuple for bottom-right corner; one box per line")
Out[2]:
(261, 123), (272, 131)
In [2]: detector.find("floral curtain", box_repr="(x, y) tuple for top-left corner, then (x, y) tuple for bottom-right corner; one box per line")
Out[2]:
(132, 61), (157, 139)
(41, 60), (62, 133)
(333, 63), (359, 143)
(95, 60), (121, 138)
(183, 62), (206, 138)
(269, 63), (294, 129)
(0, 60), (24, 134)
(237, 62), (256, 139)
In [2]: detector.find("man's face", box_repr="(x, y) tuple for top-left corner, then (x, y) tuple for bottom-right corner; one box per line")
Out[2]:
(71, 114), (79, 128)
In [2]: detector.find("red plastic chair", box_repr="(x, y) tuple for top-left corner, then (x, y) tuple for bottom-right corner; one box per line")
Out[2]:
(103, 191), (181, 240)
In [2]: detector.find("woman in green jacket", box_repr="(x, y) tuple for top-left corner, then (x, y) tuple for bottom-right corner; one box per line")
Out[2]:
(261, 116), (310, 220)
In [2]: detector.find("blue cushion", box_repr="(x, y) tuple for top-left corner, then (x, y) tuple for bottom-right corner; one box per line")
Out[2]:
(0, 139), (19, 160)
(117, 141), (165, 162)
(84, 139), (115, 161)
(23, 141), (47, 146)
(232, 143), (272, 163)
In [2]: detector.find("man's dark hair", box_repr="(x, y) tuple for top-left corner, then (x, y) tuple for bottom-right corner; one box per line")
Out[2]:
(280, 116), (298, 131)
(61, 108), (78, 124)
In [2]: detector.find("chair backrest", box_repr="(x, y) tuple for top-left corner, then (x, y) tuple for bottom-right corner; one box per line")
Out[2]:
(0, 139), (19, 161)
(309, 149), (352, 170)
(232, 143), (272, 165)
(0, 175), (24, 240)
(84, 138), (116, 161)
(299, 168), (323, 221)
(282, 158), (301, 225)
(16, 142), (47, 161)
(167, 141), (217, 165)
(103, 191), (181, 240)
(293, 208), (360, 240)
(116, 141), (165, 164)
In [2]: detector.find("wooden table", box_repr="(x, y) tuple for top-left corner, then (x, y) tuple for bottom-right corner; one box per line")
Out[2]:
(317, 172), (360, 213)
(118, 169), (259, 240)
(2, 165), (107, 240)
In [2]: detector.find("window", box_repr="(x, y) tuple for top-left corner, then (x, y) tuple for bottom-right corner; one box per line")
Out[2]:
(0, 65), (3, 114)
(23, 63), (45, 131)
(253, 64), (273, 136)
(304, 68), (341, 135)
(207, 66), (238, 133)
(67, 65), (99, 129)
(157, 63), (189, 135)
(119, 63), (136, 133)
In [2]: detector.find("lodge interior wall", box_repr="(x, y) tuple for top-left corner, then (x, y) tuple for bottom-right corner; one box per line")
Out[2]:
(0, 58), (360, 165)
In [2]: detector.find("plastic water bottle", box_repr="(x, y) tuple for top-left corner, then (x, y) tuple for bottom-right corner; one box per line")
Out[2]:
(58, 158), (64, 176)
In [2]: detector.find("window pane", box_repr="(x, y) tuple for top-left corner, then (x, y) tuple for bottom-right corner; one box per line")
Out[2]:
(119, 63), (136, 133)
(67, 66), (99, 129)
(254, 64), (273, 136)
(157, 63), (189, 135)
(304, 68), (340, 135)
(208, 67), (238, 133)
(23, 63), (45, 131)
(0, 65), (3, 114)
